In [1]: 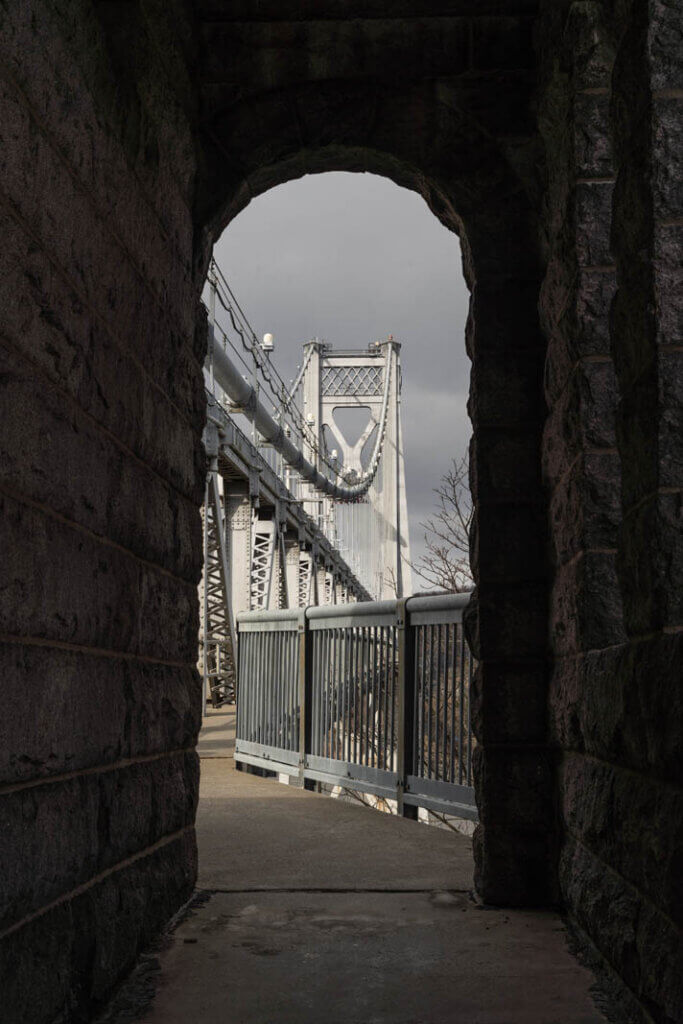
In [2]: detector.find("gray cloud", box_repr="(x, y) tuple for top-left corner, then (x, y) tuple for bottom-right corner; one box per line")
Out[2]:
(213, 171), (472, 575)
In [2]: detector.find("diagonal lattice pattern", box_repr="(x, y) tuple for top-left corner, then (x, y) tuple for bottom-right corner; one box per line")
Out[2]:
(298, 554), (313, 607)
(251, 523), (275, 609)
(322, 365), (383, 396)
(199, 484), (236, 705)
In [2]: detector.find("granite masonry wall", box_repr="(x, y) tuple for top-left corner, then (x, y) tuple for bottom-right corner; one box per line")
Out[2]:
(192, 0), (555, 912)
(0, 2), (680, 1022)
(538, 3), (682, 1021)
(0, 2), (204, 1020)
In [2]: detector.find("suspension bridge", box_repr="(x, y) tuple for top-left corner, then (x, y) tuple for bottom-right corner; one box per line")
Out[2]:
(200, 262), (412, 706)
(128, 268), (603, 1020)
(183, 269), (601, 1024)
(198, 260), (477, 823)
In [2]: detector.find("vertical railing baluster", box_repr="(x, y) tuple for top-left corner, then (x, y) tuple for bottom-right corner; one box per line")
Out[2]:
(253, 630), (260, 743)
(426, 625), (433, 779)
(357, 628), (363, 765)
(264, 632), (269, 746)
(326, 630), (332, 758)
(251, 632), (256, 743)
(449, 623), (456, 784)
(294, 629), (301, 751)
(434, 623), (441, 779)
(317, 631), (324, 758)
(379, 626), (386, 770)
(442, 624), (449, 782)
(459, 620), (466, 786)
(236, 633), (244, 740)
(350, 628), (357, 765)
(466, 642), (473, 786)
(328, 629), (334, 758)
(361, 629), (368, 766)
(298, 609), (311, 783)
(270, 631), (276, 749)
(272, 630), (278, 745)
(264, 631), (270, 748)
(397, 599), (417, 818)
(339, 627), (346, 763)
(333, 622), (339, 761)
(341, 627), (348, 764)
(356, 626), (360, 765)
(418, 626), (425, 778)
(374, 622), (378, 770)
(389, 625), (396, 772)
(349, 628), (355, 765)
(413, 625), (420, 782)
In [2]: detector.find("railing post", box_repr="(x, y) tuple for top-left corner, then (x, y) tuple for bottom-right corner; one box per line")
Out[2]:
(396, 598), (418, 819)
(298, 609), (313, 787)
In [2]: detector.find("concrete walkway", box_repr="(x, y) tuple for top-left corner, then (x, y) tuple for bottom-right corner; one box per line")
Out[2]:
(131, 708), (605, 1024)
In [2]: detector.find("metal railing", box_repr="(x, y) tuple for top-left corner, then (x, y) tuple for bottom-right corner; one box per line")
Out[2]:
(235, 593), (477, 821)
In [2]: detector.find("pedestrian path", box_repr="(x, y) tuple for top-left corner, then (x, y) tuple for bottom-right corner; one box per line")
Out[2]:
(127, 709), (606, 1024)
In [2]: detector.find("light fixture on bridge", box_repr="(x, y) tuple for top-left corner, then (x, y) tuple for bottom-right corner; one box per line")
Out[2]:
(262, 332), (274, 352)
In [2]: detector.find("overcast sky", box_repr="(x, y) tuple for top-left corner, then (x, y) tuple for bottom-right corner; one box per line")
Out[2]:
(213, 171), (471, 574)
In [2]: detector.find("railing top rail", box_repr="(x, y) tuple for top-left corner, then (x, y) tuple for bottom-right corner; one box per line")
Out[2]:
(236, 592), (473, 632)
(405, 591), (472, 614)
(306, 599), (398, 622)
(236, 608), (304, 632)
(405, 590), (472, 626)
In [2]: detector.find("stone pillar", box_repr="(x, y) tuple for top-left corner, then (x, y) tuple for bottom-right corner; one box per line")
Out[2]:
(0, 2), (203, 1018)
(466, 210), (552, 905)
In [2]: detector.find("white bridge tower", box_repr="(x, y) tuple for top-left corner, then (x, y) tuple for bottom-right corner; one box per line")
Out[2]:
(299, 339), (412, 600)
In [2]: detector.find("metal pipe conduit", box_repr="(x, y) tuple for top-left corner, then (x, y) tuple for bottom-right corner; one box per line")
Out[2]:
(206, 329), (392, 500)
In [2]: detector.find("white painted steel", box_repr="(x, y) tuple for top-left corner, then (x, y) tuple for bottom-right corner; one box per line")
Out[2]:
(207, 329), (392, 501)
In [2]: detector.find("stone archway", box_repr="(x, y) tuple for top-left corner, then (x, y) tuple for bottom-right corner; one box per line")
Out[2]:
(192, 48), (553, 905)
(3, 3), (680, 1021)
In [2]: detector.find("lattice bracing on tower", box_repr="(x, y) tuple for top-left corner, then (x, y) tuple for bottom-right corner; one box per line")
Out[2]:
(250, 520), (276, 611)
(199, 471), (237, 706)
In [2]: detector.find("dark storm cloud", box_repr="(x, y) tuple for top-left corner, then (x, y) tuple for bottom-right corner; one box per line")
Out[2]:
(213, 172), (472, 570)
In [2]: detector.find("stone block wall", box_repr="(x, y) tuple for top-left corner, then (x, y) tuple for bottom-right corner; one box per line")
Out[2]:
(1, 2), (680, 1021)
(539, 3), (683, 1020)
(465, 227), (554, 908)
(0, 2), (204, 1020)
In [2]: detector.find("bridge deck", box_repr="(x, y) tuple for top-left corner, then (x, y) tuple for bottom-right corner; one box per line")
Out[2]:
(128, 709), (605, 1024)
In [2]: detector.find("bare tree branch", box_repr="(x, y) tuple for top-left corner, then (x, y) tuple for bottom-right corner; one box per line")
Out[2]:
(410, 454), (473, 593)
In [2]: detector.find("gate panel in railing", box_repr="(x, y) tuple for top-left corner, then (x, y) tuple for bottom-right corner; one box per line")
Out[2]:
(307, 603), (400, 802)
(235, 609), (302, 771)
(235, 594), (477, 821)
(403, 595), (475, 819)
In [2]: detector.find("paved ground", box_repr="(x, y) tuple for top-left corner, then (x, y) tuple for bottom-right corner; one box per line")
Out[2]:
(123, 708), (606, 1023)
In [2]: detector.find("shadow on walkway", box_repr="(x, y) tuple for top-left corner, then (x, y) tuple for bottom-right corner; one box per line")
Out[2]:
(124, 709), (605, 1023)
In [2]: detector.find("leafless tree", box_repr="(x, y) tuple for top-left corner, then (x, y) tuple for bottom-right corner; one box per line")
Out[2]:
(383, 565), (400, 597)
(411, 454), (473, 593)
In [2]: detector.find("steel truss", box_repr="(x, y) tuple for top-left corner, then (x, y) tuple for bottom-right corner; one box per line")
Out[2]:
(199, 472), (237, 706)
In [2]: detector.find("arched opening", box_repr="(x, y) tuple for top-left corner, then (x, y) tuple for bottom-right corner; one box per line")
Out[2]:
(193, 70), (552, 910)
(3, 5), (679, 1021)
(197, 169), (474, 816)
(208, 171), (470, 581)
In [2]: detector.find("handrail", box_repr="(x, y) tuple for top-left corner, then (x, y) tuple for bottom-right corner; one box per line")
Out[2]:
(405, 591), (473, 615)
(235, 589), (478, 822)
(236, 591), (473, 626)
(306, 599), (399, 622)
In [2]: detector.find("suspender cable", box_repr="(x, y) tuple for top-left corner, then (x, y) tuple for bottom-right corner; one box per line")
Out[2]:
(206, 327), (393, 500)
